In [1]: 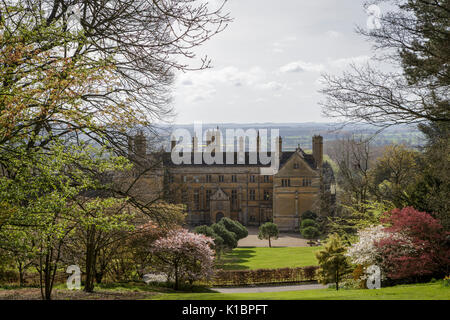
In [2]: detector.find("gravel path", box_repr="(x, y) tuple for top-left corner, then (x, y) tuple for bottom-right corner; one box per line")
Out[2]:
(213, 283), (327, 294)
(238, 227), (310, 247)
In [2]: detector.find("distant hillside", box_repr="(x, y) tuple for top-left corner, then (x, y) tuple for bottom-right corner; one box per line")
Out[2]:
(164, 122), (423, 151)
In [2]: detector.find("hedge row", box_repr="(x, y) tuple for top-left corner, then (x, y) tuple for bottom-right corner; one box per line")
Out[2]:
(204, 266), (319, 286)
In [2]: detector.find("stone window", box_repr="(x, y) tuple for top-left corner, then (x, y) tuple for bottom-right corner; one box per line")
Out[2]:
(219, 175), (224, 182)
(302, 178), (312, 187)
(206, 175), (212, 183)
(231, 175), (237, 182)
(263, 175), (270, 183)
(231, 190), (238, 208)
(194, 189), (200, 210)
(182, 190), (188, 203)
(249, 189), (256, 201)
(249, 175), (256, 183)
(281, 179), (291, 187)
(205, 190), (211, 209)
(264, 190), (271, 200)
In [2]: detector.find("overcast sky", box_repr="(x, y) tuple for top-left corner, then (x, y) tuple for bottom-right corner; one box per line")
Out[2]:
(172, 0), (376, 124)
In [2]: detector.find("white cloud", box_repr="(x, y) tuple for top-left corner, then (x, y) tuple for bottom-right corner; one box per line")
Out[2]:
(175, 66), (267, 102)
(325, 30), (343, 38)
(259, 81), (289, 91)
(328, 55), (370, 69)
(279, 60), (325, 73)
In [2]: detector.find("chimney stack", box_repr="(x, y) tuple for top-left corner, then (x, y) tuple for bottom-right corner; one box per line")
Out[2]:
(134, 131), (147, 158)
(257, 130), (260, 154)
(278, 136), (283, 156)
(312, 135), (323, 168)
(170, 136), (176, 151)
(192, 135), (198, 153)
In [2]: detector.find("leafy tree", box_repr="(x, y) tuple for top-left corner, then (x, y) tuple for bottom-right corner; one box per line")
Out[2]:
(316, 234), (352, 290)
(151, 229), (215, 290)
(409, 124), (450, 231)
(376, 207), (450, 280)
(370, 145), (420, 207)
(218, 217), (248, 240)
(258, 223), (279, 248)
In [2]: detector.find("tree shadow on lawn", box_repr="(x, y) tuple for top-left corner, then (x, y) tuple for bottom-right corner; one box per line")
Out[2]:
(216, 249), (256, 270)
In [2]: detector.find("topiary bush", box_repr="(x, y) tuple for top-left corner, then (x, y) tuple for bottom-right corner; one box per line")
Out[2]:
(301, 210), (317, 221)
(211, 223), (237, 249)
(302, 226), (320, 240)
(218, 217), (248, 240)
(301, 218), (319, 230)
(194, 225), (224, 249)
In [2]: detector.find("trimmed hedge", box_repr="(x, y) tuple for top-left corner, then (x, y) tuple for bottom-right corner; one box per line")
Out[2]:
(207, 266), (319, 286)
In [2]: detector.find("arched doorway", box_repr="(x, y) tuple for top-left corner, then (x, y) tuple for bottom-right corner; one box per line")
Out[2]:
(215, 212), (224, 223)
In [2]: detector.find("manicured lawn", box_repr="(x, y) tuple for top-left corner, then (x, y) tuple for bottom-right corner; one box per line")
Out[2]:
(217, 247), (321, 270)
(150, 282), (450, 300)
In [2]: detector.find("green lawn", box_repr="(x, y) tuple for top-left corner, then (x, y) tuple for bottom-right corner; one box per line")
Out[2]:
(217, 247), (320, 270)
(150, 282), (450, 300)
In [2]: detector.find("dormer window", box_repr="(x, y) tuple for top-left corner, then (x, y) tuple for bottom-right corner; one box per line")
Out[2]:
(294, 163), (299, 169)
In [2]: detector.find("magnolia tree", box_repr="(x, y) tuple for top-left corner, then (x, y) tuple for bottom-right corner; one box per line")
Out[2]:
(346, 225), (414, 266)
(151, 229), (215, 290)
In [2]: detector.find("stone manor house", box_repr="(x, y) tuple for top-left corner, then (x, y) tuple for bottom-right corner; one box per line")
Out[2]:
(128, 130), (334, 232)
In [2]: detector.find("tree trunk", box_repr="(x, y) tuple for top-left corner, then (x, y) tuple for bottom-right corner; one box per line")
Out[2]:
(174, 264), (179, 291)
(84, 226), (97, 293)
(18, 262), (24, 287)
(269, 237), (271, 248)
(335, 269), (339, 291)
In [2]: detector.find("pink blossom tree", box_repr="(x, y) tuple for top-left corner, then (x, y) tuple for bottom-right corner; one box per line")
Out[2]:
(151, 229), (215, 290)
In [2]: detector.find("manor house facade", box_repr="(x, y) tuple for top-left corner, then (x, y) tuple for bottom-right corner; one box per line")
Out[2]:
(129, 130), (332, 232)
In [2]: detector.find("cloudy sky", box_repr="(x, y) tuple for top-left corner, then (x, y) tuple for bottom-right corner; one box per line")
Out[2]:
(172, 0), (376, 124)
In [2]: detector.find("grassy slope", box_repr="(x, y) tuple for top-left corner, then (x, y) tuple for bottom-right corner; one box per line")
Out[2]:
(217, 247), (320, 270)
(150, 282), (450, 300)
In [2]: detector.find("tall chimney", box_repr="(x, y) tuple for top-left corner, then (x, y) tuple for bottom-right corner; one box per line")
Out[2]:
(312, 135), (323, 168)
(135, 131), (147, 158)
(127, 135), (134, 156)
(257, 130), (260, 154)
(278, 136), (283, 156)
(192, 135), (198, 153)
(171, 136), (176, 151)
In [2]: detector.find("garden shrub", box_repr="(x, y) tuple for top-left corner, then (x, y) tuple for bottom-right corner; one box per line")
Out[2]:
(301, 219), (319, 229)
(194, 225), (224, 248)
(218, 217), (248, 240)
(301, 211), (317, 221)
(211, 223), (237, 249)
(302, 226), (320, 239)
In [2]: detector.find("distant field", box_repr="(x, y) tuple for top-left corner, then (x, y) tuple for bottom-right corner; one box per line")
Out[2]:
(150, 282), (450, 300)
(216, 247), (320, 270)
